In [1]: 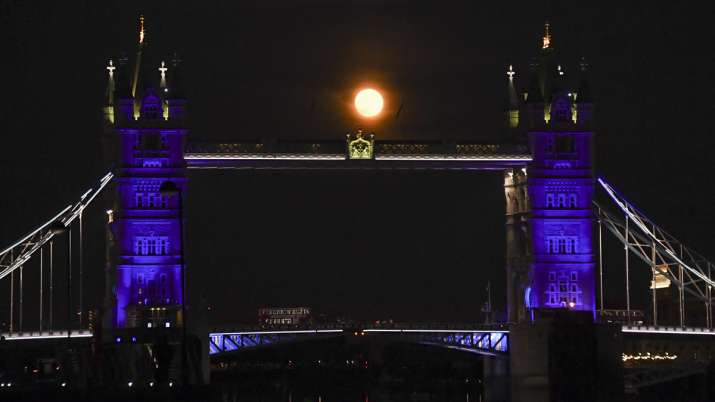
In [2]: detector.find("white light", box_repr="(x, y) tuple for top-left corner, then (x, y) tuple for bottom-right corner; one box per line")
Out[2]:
(2, 330), (93, 341)
(128, 381), (133, 387)
(621, 326), (715, 336)
(354, 88), (384, 118)
(61, 382), (67, 387)
(165, 322), (171, 328)
(209, 329), (343, 336)
(105, 209), (113, 215)
(147, 322), (152, 328)
(6, 383), (10, 387)
(184, 154), (346, 161)
(1, 383), (4, 387)
(169, 381), (174, 387)
(375, 155), (533, 162)
(362, 329), (509, 334)
(149, 381), (155, 387)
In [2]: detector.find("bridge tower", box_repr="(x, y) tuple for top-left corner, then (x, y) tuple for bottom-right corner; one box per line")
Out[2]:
(504, 24), (596, 322)
(103, 19), (188, 331)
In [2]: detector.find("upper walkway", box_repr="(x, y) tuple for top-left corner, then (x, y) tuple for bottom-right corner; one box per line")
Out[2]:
(184, 140), (531, 170)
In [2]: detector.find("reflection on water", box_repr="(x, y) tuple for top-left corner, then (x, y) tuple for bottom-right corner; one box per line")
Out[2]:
(214, 386), (481, 402)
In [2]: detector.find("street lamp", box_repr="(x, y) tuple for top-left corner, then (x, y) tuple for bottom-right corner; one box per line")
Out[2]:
(49, 221), (71, 341)
(159, 181), (187, 385)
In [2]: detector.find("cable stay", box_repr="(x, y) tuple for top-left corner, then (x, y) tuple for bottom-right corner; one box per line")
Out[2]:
(0, 172), (114, 281)
(596, 177), (715, 307)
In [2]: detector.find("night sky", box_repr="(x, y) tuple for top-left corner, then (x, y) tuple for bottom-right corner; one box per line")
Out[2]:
(1, 1), (713, 328)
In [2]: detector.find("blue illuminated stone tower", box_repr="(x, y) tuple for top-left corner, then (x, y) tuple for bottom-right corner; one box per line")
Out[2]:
(504, 24), (596, 321)
(103, 21), (188, 330)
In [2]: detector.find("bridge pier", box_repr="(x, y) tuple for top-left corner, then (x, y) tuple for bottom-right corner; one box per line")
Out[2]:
(508, 311), (623, 402)
(483, 355), (510, 402)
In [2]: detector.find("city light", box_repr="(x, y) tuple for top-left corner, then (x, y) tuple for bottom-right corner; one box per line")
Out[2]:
(622, 352), (677, 362)
(354, 88), (384, 118)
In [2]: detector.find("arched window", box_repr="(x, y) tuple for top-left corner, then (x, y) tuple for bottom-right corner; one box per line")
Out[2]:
(568, 193), (578, 208)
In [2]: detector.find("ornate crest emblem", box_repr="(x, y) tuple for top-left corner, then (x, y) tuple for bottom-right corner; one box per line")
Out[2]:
(346, 130), (374, 160)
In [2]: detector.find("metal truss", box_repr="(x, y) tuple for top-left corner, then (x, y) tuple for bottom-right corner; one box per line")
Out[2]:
(0, 172), (114, 281)
(596, 177), (714, 327)
(209, 330), (343, 355)
(624, 365), (707, 392)
(364, 329), (509, 357)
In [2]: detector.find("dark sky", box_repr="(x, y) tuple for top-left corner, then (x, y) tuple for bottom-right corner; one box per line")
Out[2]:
(1, 1), (713, 328)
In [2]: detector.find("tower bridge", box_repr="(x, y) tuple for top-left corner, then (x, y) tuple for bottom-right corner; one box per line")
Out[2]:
(0, 21), (713, 402)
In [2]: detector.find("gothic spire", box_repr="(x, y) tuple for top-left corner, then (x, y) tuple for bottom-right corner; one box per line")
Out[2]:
(542, 21), (552, 50)
(526, 58), (543, 103)
(104, 59), (116, 106)
(506, 64), (519, 110)
(505, 65), (520, 128)
(168, 52), (186, 99)
(131, 15), (146, 98)
(115, 54), (132, 98)
(576, 57), (592, 103)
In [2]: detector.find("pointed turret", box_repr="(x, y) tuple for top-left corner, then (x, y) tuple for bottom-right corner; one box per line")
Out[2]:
(166, 53), (187, 120)
(505, 65), (520, 128)
(103, 59), (116, 124)
(115, 55), (134, 122)
(525, 59), (546, 128)
(131, 15), (146, 98)
(576, 58), (593, 126)
(542, 21), (552, 50)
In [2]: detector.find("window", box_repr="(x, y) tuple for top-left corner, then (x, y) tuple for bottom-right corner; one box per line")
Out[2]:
(570, 272), (578, 281)
(558, 238), (567, 253)
(143, 160), (162, 168)
(545, 137), (555, 153)
(134, 236), (170, 256)
(141, 133), (161, 150)
(555, 136), (574, 153)
(568, 194), (578, 208)
(557, 193), (567, 208)
(546, 236), (577, 255)
(546, 193), (555, 208)
(548, 272), (556, 281)
(546, 192), (578, 209)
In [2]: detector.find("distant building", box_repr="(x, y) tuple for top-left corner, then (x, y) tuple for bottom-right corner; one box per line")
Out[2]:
(258, 307), (311, 326)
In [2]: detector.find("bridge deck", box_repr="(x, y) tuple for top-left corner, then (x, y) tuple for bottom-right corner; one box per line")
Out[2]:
(185, 140), (531, 170)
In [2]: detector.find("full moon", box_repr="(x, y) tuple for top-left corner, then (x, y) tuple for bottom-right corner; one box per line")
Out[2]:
(354, 88), (384, 118)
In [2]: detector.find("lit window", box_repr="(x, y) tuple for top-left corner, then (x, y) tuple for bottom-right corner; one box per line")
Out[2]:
(557, 193), (567, 208)
(568, 194), (578, 208)
(546, 193), (555, 208)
